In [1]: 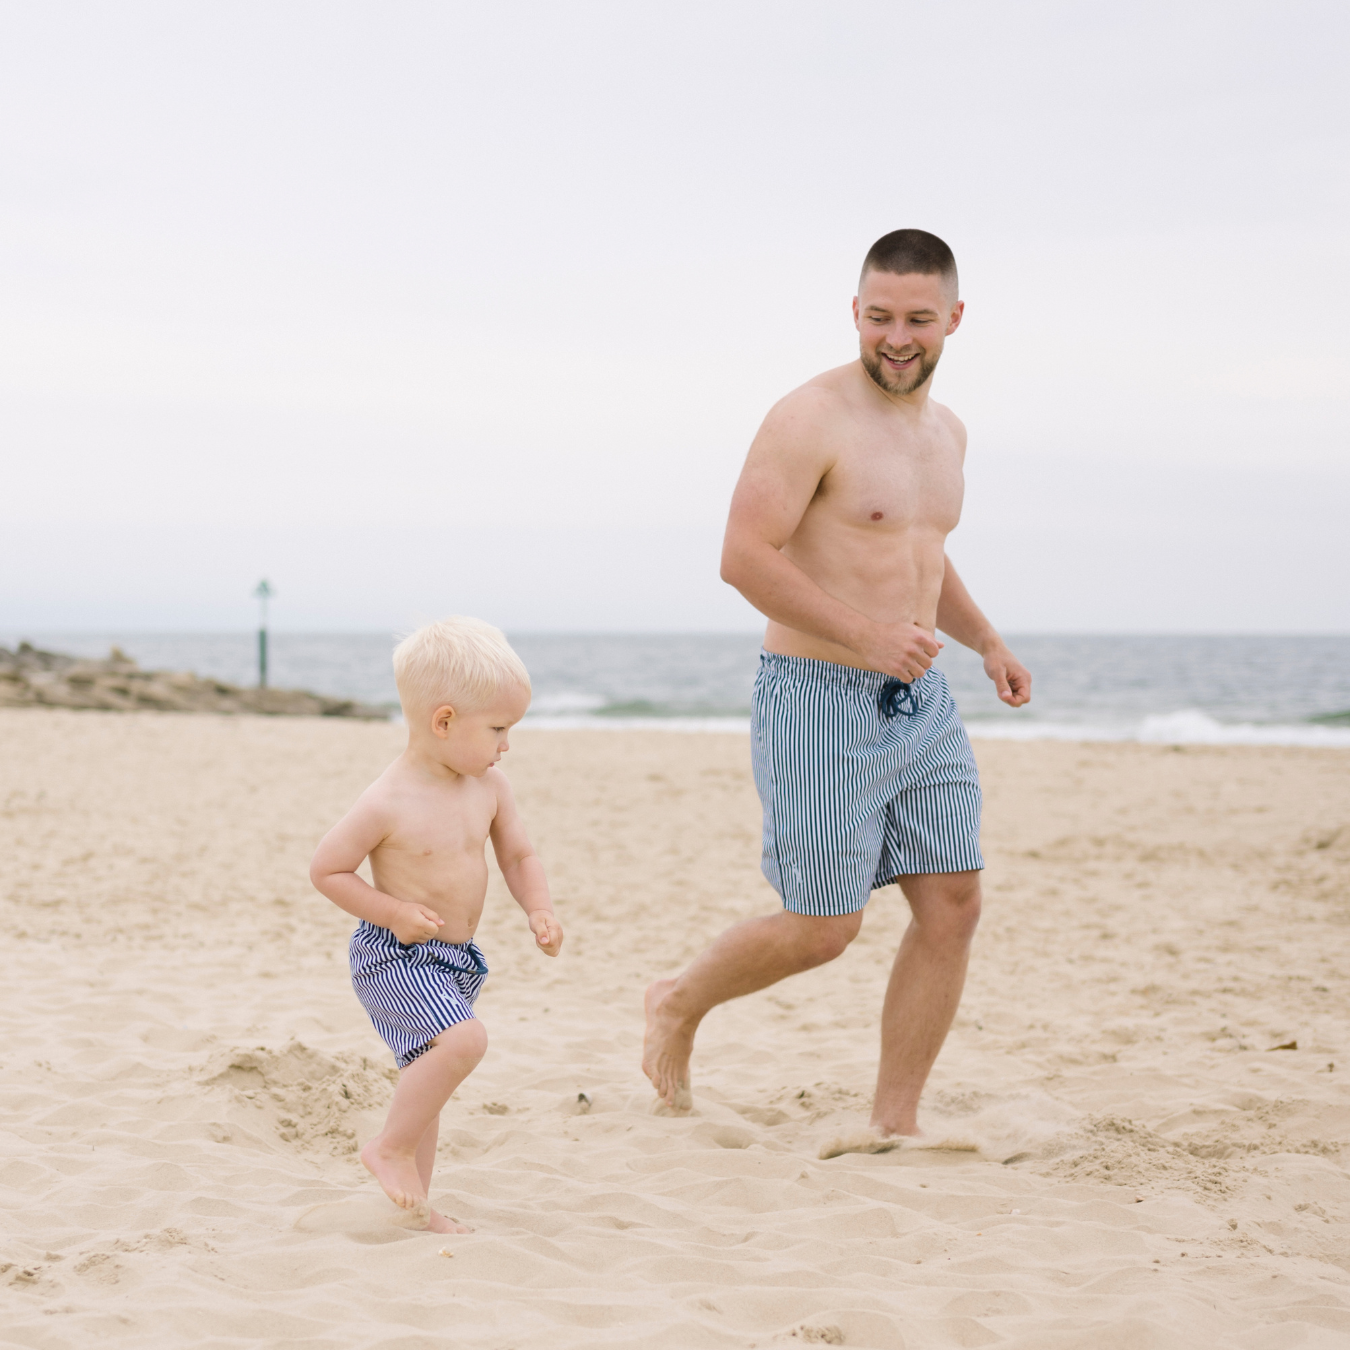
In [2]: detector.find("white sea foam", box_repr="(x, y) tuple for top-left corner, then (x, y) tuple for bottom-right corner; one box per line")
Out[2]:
(968, 709), (1350, 748)
(1136, 709), (1350, 748)
(528, 691), (607, 716)
(522, 708), (1350, 747)
(523, 715), (752, 733)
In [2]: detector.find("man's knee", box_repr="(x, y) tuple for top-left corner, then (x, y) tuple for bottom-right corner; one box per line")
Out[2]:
(789, 910), (864, 966)
(902, 872), (982, 944)
(949, 887), (982, 942)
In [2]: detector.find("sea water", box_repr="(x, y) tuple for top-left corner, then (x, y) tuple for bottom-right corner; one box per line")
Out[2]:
(6, 631), (1350, 747)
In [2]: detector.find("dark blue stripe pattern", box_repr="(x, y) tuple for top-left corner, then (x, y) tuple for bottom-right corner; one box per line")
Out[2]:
(751, 652), (983, 916)
(349, 921), (489, 1067)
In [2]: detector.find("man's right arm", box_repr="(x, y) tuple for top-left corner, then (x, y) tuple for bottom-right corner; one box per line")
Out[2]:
(719, 392), (941, 683)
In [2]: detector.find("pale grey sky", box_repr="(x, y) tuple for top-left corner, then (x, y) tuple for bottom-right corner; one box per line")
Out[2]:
(2, 1), (1346, 633)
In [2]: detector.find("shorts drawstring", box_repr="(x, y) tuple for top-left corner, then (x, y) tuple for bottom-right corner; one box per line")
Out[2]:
(878, 678), (922, 718)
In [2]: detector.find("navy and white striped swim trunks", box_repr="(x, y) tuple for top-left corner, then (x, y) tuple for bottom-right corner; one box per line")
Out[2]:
(751, 652), (983, 917)
(349, 921), (489, 1068)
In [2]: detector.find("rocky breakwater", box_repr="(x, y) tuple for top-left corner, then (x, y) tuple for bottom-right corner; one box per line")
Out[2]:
(0, 643), (388, 719)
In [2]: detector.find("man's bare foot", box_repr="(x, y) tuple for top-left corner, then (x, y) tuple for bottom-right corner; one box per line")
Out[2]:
(818, 1126), (907, 1160)
(361, 1137), (429, 1216)
(819, 1123), (980, 1159)
(427, 1208), (473, 1235)
(642, 979), (694, 1111)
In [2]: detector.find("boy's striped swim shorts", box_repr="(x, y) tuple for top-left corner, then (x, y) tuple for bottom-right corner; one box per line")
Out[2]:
(349, 920), (489, 1068)
(751, 651), (984, 917)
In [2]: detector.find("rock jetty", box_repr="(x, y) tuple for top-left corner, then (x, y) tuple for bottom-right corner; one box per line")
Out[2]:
(0, 643), (388, 719)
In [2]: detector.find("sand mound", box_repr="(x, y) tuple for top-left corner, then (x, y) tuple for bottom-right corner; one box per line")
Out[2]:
(201, 1040), (398, 1155)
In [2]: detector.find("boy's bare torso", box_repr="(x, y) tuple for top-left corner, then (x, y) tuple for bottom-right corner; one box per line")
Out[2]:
(362, 763), (502, 944)
(763, 362), (965, 669)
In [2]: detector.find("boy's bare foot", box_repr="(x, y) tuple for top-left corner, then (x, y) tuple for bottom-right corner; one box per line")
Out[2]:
(643, 979), (694, 1111)
(361, 1137), (429, 1215)
(427, 1208), (473, 1235)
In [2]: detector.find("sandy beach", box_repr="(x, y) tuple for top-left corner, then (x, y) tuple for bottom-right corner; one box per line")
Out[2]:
(2, 709), (1348, 1348)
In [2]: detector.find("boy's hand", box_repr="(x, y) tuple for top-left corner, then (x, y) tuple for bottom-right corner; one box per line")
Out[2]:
(529, 910), (563, 957)
(390, 902), (444, 946)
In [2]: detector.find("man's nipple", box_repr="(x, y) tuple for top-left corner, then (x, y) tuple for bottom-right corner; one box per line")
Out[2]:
(870, 511), (884, 521)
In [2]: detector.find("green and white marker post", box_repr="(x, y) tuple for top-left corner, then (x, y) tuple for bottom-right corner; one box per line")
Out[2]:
(253, 579), (275, 688)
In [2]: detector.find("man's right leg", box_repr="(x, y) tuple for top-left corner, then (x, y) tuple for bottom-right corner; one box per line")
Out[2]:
(643, 907), (863, 1107)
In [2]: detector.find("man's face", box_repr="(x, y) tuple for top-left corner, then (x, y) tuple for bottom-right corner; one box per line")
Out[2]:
(853, 270), (963, 398)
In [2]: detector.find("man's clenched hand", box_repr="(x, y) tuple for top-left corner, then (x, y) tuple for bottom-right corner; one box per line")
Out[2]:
(855, 622), (944, 684)
(983, 646), (1032, 707)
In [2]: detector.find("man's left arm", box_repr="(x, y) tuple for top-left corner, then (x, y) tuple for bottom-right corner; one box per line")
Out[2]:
(935, 555), (1032, 707)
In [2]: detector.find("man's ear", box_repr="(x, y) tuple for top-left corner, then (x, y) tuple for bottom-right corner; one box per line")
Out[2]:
(945, 299), (965, 336)
(852, 295), (861, 331)
(431, 704), (457, 739)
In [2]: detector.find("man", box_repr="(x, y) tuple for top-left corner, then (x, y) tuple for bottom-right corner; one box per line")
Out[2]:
(642, 229), (1031, 1150)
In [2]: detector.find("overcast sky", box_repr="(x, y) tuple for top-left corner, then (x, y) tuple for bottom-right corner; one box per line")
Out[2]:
(2, 0), (1346, 634)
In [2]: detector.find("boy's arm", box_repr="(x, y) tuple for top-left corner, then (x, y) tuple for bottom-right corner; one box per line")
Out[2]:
(488, 771), (562, 957)
(309, 801), (445, 945)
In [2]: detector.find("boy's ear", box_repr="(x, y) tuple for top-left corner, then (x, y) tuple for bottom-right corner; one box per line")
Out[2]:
(431, 704), (457, 738)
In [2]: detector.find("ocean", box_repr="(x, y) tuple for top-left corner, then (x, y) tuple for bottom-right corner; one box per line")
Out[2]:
(6, 631), (1350, 747)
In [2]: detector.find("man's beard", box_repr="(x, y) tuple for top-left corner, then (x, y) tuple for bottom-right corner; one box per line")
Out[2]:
(861, 345), (939, 396)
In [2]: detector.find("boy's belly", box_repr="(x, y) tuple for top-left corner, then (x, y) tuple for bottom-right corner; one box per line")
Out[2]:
(368, 856), (488, 945)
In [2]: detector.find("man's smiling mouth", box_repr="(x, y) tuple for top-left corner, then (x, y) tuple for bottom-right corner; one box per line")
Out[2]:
(882, 351), (919, 367)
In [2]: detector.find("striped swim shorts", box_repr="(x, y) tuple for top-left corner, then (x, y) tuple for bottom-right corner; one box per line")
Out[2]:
(349, 921), (489, 1068)
(751, 652), (983, 917)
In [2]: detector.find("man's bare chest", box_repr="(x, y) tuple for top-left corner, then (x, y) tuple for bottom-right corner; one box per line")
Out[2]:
(814, 429), (964, 533)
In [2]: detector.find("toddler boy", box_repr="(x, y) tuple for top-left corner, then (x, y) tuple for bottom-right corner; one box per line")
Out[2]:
(310, 617), (562, 1233)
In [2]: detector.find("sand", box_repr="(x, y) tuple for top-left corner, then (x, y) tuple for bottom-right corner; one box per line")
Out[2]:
(1, 709), (1348, 1349)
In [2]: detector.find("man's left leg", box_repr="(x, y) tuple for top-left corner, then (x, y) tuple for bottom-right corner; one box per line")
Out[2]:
(869, 869), (982, 1137)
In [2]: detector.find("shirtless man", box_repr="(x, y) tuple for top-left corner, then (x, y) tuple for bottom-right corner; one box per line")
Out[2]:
(642, 229), (1031, 1149)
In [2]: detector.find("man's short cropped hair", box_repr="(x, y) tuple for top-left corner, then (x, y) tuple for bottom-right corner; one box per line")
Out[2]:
(860, 229), (958, 295)
(393, 616), (531, 717)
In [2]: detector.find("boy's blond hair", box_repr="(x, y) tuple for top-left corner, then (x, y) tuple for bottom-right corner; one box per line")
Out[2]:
(393, 617), (530, 717)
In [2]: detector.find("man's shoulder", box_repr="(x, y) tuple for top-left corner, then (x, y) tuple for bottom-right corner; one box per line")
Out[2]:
(929, 398), (968, 449)
(760, 364), (862, 439)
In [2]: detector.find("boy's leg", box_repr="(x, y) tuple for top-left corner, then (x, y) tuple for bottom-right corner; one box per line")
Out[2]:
(362, 1018), (487, 1215)
(413, 1114), (473, 1236)
(643, 908), (863, 1107)
(414, 1114), (438, 1193)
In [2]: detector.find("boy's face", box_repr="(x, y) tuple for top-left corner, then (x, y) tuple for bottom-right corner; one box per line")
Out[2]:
(429, 683), (530, 776)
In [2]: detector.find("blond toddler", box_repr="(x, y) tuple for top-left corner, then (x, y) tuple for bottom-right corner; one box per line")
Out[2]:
(310, 617), (561, 1233)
